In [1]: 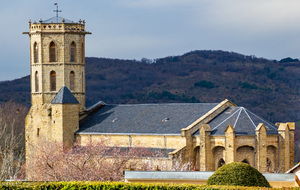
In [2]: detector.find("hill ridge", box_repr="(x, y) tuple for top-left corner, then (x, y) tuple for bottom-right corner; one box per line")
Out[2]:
(0, 50), (299, 126)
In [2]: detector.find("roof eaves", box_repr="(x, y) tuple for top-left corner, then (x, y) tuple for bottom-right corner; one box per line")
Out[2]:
(76, 132), (182, 136)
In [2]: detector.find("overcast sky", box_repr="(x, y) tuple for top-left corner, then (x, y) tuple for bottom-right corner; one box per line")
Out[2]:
(1, 0), (300, 81)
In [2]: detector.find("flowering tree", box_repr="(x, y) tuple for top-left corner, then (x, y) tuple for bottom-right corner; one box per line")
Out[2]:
(29, 140), (162, 181)
(28, 139), (192, 181)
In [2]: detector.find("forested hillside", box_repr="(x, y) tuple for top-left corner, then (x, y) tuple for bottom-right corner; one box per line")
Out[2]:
(0, 50), (299, 125)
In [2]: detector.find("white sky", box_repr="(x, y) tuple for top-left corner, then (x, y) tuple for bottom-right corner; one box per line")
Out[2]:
(1, 0), (300, 81)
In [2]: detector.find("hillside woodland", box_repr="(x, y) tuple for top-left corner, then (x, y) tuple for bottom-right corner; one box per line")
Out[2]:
(0, 50), (299, 160)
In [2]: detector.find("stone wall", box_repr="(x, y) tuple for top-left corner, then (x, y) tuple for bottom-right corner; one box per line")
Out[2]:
(76, 134), (186, 149)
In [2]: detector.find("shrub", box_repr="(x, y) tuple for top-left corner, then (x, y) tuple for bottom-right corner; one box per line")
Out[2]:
(206, 162), (271, 187)
(239, 82), (258, 89)
(194, 80), (215, 89)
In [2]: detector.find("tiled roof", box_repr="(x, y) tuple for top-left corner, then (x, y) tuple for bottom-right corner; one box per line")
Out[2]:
(208, 107), (278, 135)
(78, 103), (218, 135)
(42, 16), (73, 24)
(51, 86), (79, 104)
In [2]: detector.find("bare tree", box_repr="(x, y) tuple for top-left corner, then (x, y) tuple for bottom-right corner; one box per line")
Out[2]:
(0, 101), (28, 180)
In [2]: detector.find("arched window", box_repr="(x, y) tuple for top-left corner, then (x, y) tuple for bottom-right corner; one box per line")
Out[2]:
(50, 71), (56, 91)
(49, 42), (56, 62)
(218, 158), (225, 168)
(35, 71), (39, 92)
(70, 42), (76, 62)
(33, 42), (38, 63)
(242, 159), (249, 164)
(70, 71), (75, 91)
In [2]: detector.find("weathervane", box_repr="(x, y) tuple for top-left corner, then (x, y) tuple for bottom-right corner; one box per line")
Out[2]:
(54, 3), (62, 22)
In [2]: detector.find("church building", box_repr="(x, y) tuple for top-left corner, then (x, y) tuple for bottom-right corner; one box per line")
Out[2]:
(24, 15), (294, 179)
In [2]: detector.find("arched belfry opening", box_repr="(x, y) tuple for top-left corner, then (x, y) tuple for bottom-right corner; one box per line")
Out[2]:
(50, 71), (56, 91)
(70, 42), (76, 62)
(70, 71), (75, 91)
(35, 71), (39, 92)
(33, 42), (38, 63)
(49, 41), (56, 62)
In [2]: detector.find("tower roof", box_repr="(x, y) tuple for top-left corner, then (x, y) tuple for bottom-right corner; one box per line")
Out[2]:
(42, 16), (74, 24)
(208, 107), (278, 135)
(51, 86), (79, 104)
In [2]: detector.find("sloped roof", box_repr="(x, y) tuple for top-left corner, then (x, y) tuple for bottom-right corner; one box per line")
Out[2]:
(208, 107), (278, 135)
(51, 86), (79, 104)
(78, 103), (218, 135)
(42, 16), (73, 24)
(286, 162), (300, 173)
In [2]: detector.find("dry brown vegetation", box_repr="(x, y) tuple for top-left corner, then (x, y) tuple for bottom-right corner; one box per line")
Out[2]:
(0, 101), (28, 180)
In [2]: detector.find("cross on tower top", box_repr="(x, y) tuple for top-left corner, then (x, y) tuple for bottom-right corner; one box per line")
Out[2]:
(53, 3), (62, 22)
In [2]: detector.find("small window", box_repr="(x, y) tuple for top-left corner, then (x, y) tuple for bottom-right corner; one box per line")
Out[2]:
(33, 42), (38, 63)
(70, 71), (75, 91)
(50, 71), (56, 91)
(35, 71), (39, 92)
(218, 158), (225, 168)
(242, 159), (249, 164)
(49, 41), (56, 62)
(70, 42), (76, 62)
(37, 128), (40, 137)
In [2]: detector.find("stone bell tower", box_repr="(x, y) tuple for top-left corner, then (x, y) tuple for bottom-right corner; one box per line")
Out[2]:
(24, 16), (91, 111)
(23, 15), (91, 180)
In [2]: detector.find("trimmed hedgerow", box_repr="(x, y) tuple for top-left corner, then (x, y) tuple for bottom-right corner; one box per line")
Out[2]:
(207, 162), (271, 188)
(0, 181), (282, 190)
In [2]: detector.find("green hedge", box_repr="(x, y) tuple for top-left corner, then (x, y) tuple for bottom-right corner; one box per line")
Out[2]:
(0, 181), (296, 190)
(207, 162), (271, 188)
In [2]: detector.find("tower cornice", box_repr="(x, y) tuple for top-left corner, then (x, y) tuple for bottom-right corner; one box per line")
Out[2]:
(23, 18), (92, 35)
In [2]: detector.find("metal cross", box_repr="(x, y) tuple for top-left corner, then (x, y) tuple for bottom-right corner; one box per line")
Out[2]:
(53, 3), (62, 22)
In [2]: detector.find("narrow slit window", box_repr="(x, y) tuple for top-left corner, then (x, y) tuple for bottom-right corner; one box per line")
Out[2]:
(70, 71), (75, 91)
(34, 42), (38, 63)
(82, 72), (84, 92)
(50, 71), (56, 91)
(49, 42), (56, 62)
(70, 42), (76, 62)
(81, 43), (84, 63)
(35, 71), (39, 92)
